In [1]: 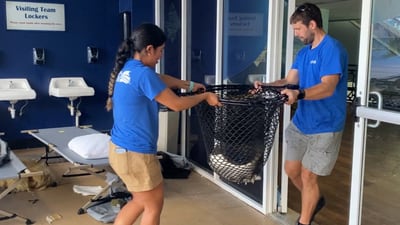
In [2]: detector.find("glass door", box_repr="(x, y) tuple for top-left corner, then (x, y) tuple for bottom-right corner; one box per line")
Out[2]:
(219, 0), (269, 205)
(155, 0), (182, 78)
(185, 0), (285, 214)
(185, 0), (217, 172)
(350, 0), (400, 224)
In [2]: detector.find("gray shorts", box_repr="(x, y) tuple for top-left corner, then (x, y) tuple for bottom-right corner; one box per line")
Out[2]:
(285, 122), (343, 176)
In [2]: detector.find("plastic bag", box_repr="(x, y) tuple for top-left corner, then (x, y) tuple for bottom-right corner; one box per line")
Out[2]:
(87, 191), (131, 223)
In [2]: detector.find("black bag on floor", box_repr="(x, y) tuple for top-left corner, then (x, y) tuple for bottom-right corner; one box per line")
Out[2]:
(157, 151), (191, 179)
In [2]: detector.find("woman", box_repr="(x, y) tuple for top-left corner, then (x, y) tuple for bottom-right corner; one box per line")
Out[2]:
(106, 23), (221, 225)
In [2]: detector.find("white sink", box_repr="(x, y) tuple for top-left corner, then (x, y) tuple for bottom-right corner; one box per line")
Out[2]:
(49, 77), (95, 99)
(0, 78), (37, 101)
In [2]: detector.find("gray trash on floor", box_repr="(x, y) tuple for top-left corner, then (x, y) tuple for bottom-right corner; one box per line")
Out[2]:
(86, 190), (131, 223)
(86, 172), (131, 223)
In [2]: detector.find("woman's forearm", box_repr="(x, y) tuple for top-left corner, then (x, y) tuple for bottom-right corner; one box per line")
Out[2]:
(159, 74), (189, 89)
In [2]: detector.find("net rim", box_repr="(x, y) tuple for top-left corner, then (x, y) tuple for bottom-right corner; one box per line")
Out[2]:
(206, 84), (287, 106)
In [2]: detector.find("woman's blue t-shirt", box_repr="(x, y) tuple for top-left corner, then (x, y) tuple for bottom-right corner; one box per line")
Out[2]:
(292, 35), (348, 134)
(111, 59), (167, 154)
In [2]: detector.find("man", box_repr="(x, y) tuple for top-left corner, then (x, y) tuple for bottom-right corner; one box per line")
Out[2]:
(255, 3), (348, 225)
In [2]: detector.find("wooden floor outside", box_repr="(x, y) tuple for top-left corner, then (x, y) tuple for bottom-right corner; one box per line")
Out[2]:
(288, 117), (353, 225)
(288, 111), (400, 225)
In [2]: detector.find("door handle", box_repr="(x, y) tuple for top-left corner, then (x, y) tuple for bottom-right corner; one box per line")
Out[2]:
(367, 91), (383, 128)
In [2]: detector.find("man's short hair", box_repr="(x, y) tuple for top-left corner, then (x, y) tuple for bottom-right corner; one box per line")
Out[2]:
(290, 2), (323, 28)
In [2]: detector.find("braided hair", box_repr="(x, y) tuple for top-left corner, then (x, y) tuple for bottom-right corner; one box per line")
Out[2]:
(106, 23), (166, 111)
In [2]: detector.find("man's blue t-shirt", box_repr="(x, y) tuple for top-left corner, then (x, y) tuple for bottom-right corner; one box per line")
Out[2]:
(292, 35), (348, 134)
(111, 59), (167, 154)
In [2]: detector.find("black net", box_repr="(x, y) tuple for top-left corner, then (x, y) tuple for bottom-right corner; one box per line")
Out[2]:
(194, 84), (287, 184)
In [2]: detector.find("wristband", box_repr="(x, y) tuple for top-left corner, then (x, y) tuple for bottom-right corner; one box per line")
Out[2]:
(297, 89), (306, 100)
(189, 81), (194, 92)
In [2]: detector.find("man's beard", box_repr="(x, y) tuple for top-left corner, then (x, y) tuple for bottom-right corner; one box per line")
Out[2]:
(301, 32), (314, 45)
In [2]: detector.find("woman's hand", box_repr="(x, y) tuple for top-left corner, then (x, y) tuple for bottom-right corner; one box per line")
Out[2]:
(191, 82), (206, 92)
(205, 92), (222, 107)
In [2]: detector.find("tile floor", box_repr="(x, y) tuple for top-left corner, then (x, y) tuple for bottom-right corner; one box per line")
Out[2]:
(0, 149), (298, 225)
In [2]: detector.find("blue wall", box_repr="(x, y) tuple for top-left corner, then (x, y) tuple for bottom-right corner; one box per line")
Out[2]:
(0, 0), (126, 148)
(132, 1), (154, 27)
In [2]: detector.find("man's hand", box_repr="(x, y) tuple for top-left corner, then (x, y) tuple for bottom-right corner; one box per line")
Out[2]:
(281, 89), (299, 105)
(249, 80), (264, 94)
(253, 80), (264, 89)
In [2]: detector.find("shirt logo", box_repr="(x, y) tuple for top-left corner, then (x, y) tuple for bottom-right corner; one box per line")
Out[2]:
(117, 71), (131, 84)
(310, 60), (317, 64)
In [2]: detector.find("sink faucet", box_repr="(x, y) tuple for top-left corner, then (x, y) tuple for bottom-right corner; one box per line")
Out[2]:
(9, 81), (14, 88)
(68, 79), (73, 87)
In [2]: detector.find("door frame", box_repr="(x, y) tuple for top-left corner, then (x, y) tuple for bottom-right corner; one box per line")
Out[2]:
(350, 0), (400, 224)
(167, 0), (287, 214)
(279, 0), (297, 214)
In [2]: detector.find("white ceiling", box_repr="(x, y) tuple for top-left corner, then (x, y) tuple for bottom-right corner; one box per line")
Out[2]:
(296, 0), (362, 21)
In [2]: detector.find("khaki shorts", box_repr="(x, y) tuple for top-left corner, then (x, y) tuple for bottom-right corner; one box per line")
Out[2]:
(285, 122), (343, 176)
(109, 142), (163, 192)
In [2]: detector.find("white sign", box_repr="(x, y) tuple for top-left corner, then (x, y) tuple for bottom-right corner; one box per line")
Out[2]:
(228, 13), (263, 36)
(6, 1), (65, 31)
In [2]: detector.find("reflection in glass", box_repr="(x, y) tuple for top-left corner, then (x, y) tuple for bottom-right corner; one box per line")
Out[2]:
(369, 2), (400, 111)
(186, 0), (270, 203)
(222, 0), (268, 85)
(362, 123), (400, 224)
(163, 0), (181, 78)
(362, 1), (400, 224)
(186, 0), (217, 172)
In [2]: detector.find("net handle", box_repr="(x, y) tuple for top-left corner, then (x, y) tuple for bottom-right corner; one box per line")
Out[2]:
(177, 84), (295, 105)
(207, 84), (293, 105)
(179, 84), (298, 96)
(219, 98), (261, 106)
(218, 94), (288, 106)
(259, 84), (299, 91)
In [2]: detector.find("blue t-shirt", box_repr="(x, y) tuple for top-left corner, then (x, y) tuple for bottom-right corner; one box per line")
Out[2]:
(111, 59), (167, 154)
(292, 35), (348, 134)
